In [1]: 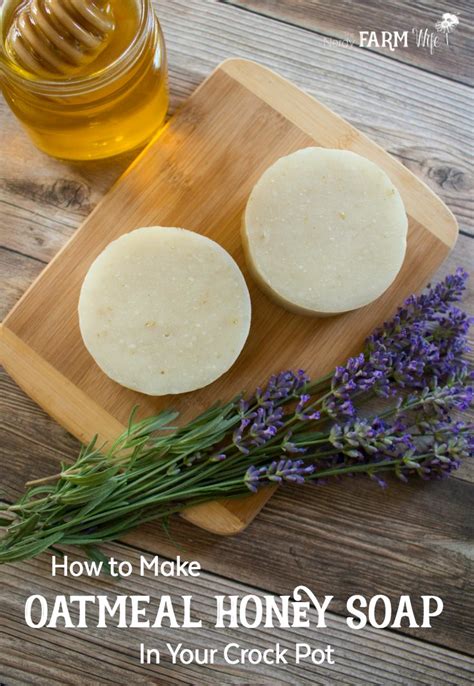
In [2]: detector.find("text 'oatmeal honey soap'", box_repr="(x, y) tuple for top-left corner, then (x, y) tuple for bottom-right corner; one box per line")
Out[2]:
(242, 148), (408, 315)
(79, 227), (251, 395)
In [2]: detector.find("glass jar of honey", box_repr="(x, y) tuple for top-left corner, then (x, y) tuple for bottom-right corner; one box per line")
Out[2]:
(0, 0), (168, 160)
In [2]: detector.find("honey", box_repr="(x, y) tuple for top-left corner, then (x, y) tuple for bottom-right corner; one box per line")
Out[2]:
(0, 0), (168, 159)
(5, 0), (117, 77)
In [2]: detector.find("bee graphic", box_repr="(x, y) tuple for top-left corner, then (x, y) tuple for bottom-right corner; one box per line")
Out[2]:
(435, 12), (460, 45)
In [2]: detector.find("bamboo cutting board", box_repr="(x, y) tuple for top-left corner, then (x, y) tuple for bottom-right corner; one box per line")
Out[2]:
(0, 59), (457, 535)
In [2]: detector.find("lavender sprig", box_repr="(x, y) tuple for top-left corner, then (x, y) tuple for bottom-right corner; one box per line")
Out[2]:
(323, 268), (473, 418)
(0, 271), (472, 564)
(245, 459), (315, 491)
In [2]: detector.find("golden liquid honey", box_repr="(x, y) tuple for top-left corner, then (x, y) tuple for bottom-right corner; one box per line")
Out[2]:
(0, 0), (168, 159)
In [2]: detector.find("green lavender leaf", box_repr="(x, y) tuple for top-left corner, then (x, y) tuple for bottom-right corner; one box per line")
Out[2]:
(0, 532), (64, 562)
(0, 272), (471, 565)
(74, 480), (120, 519)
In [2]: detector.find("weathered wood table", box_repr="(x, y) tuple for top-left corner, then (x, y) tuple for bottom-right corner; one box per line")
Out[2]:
(1, 1), (473, 684)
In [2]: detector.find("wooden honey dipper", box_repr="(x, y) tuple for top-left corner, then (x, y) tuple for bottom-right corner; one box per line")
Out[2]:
(5, 0), (116, 76)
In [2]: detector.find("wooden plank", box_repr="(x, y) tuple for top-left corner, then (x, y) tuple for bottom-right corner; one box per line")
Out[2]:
(0, 284), (473, 659)
(126, 476), (474, 656)
(2, 10), (470, 442)
(0, 248), (45, 322)
(1, 246), (470, 486)
(0, 0), (472, 661)
(223, 0), (474, 86)
(160, 0), (473, 234)
(1, 543), (472, 685)
(0, 0), (472, 275)
(0, 58), (459, 537)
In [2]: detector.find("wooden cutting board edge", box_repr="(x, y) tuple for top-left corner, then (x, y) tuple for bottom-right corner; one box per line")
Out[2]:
(0, 58), (458, 536)
(0, 326), (271, 535)
(220, 59), (457, 246)
(149, 58), (458, 533)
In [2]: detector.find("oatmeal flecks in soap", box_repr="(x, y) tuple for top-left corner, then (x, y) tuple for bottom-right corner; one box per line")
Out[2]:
(242, 147), (408, 315)
(78, 227), (251, 395)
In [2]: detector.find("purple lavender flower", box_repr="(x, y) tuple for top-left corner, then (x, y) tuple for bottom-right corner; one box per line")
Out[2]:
(295, 394), (321, 421)
(233, 370), (310, 454)
(245, 459), (315, 492)
(233, 418), (252, 455)
(255, 369), (309, 405)
(398, 435), (466, 481)
(367, 268), (472, 387)
(282, 431), (307, 454)
(238, 398), (250, 416)
(240, 272), (472, 494)
(2, 272), (472, 565)
(329, 417), (412, 460)
(322, 270), (472, 420)
(323, 353), (386, 419)
(209, 453), (227, 462)
(381, 267), (469, 329)
(233, 405), (285, 454)
(324, 397), (357, 419)
(416, 378), (474, 416)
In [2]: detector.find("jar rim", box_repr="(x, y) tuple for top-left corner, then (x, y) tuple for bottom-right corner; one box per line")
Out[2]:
(0, 0), (152, 94)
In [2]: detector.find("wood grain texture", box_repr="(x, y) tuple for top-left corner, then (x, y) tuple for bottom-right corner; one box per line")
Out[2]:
(0, 58), (458, 536)
(0, 319), (473, 658)
(1, 543), (473, 685)
(159, 0), (473, 236)
(1, 233), (472, 497)
(0, 0), (473, 672)
(223, 0), (474, 85)
(1, 0), (472, 274)
(129, 476), (474, 656)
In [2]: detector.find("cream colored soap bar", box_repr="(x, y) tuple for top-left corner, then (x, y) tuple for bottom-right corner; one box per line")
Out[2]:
(79, 227), (251, 395)
(242, 148), (408, 315)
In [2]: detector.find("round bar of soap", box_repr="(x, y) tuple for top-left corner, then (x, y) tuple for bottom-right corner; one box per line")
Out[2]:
(79, 227), (251, 395)
(242, 147), (408, 315)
